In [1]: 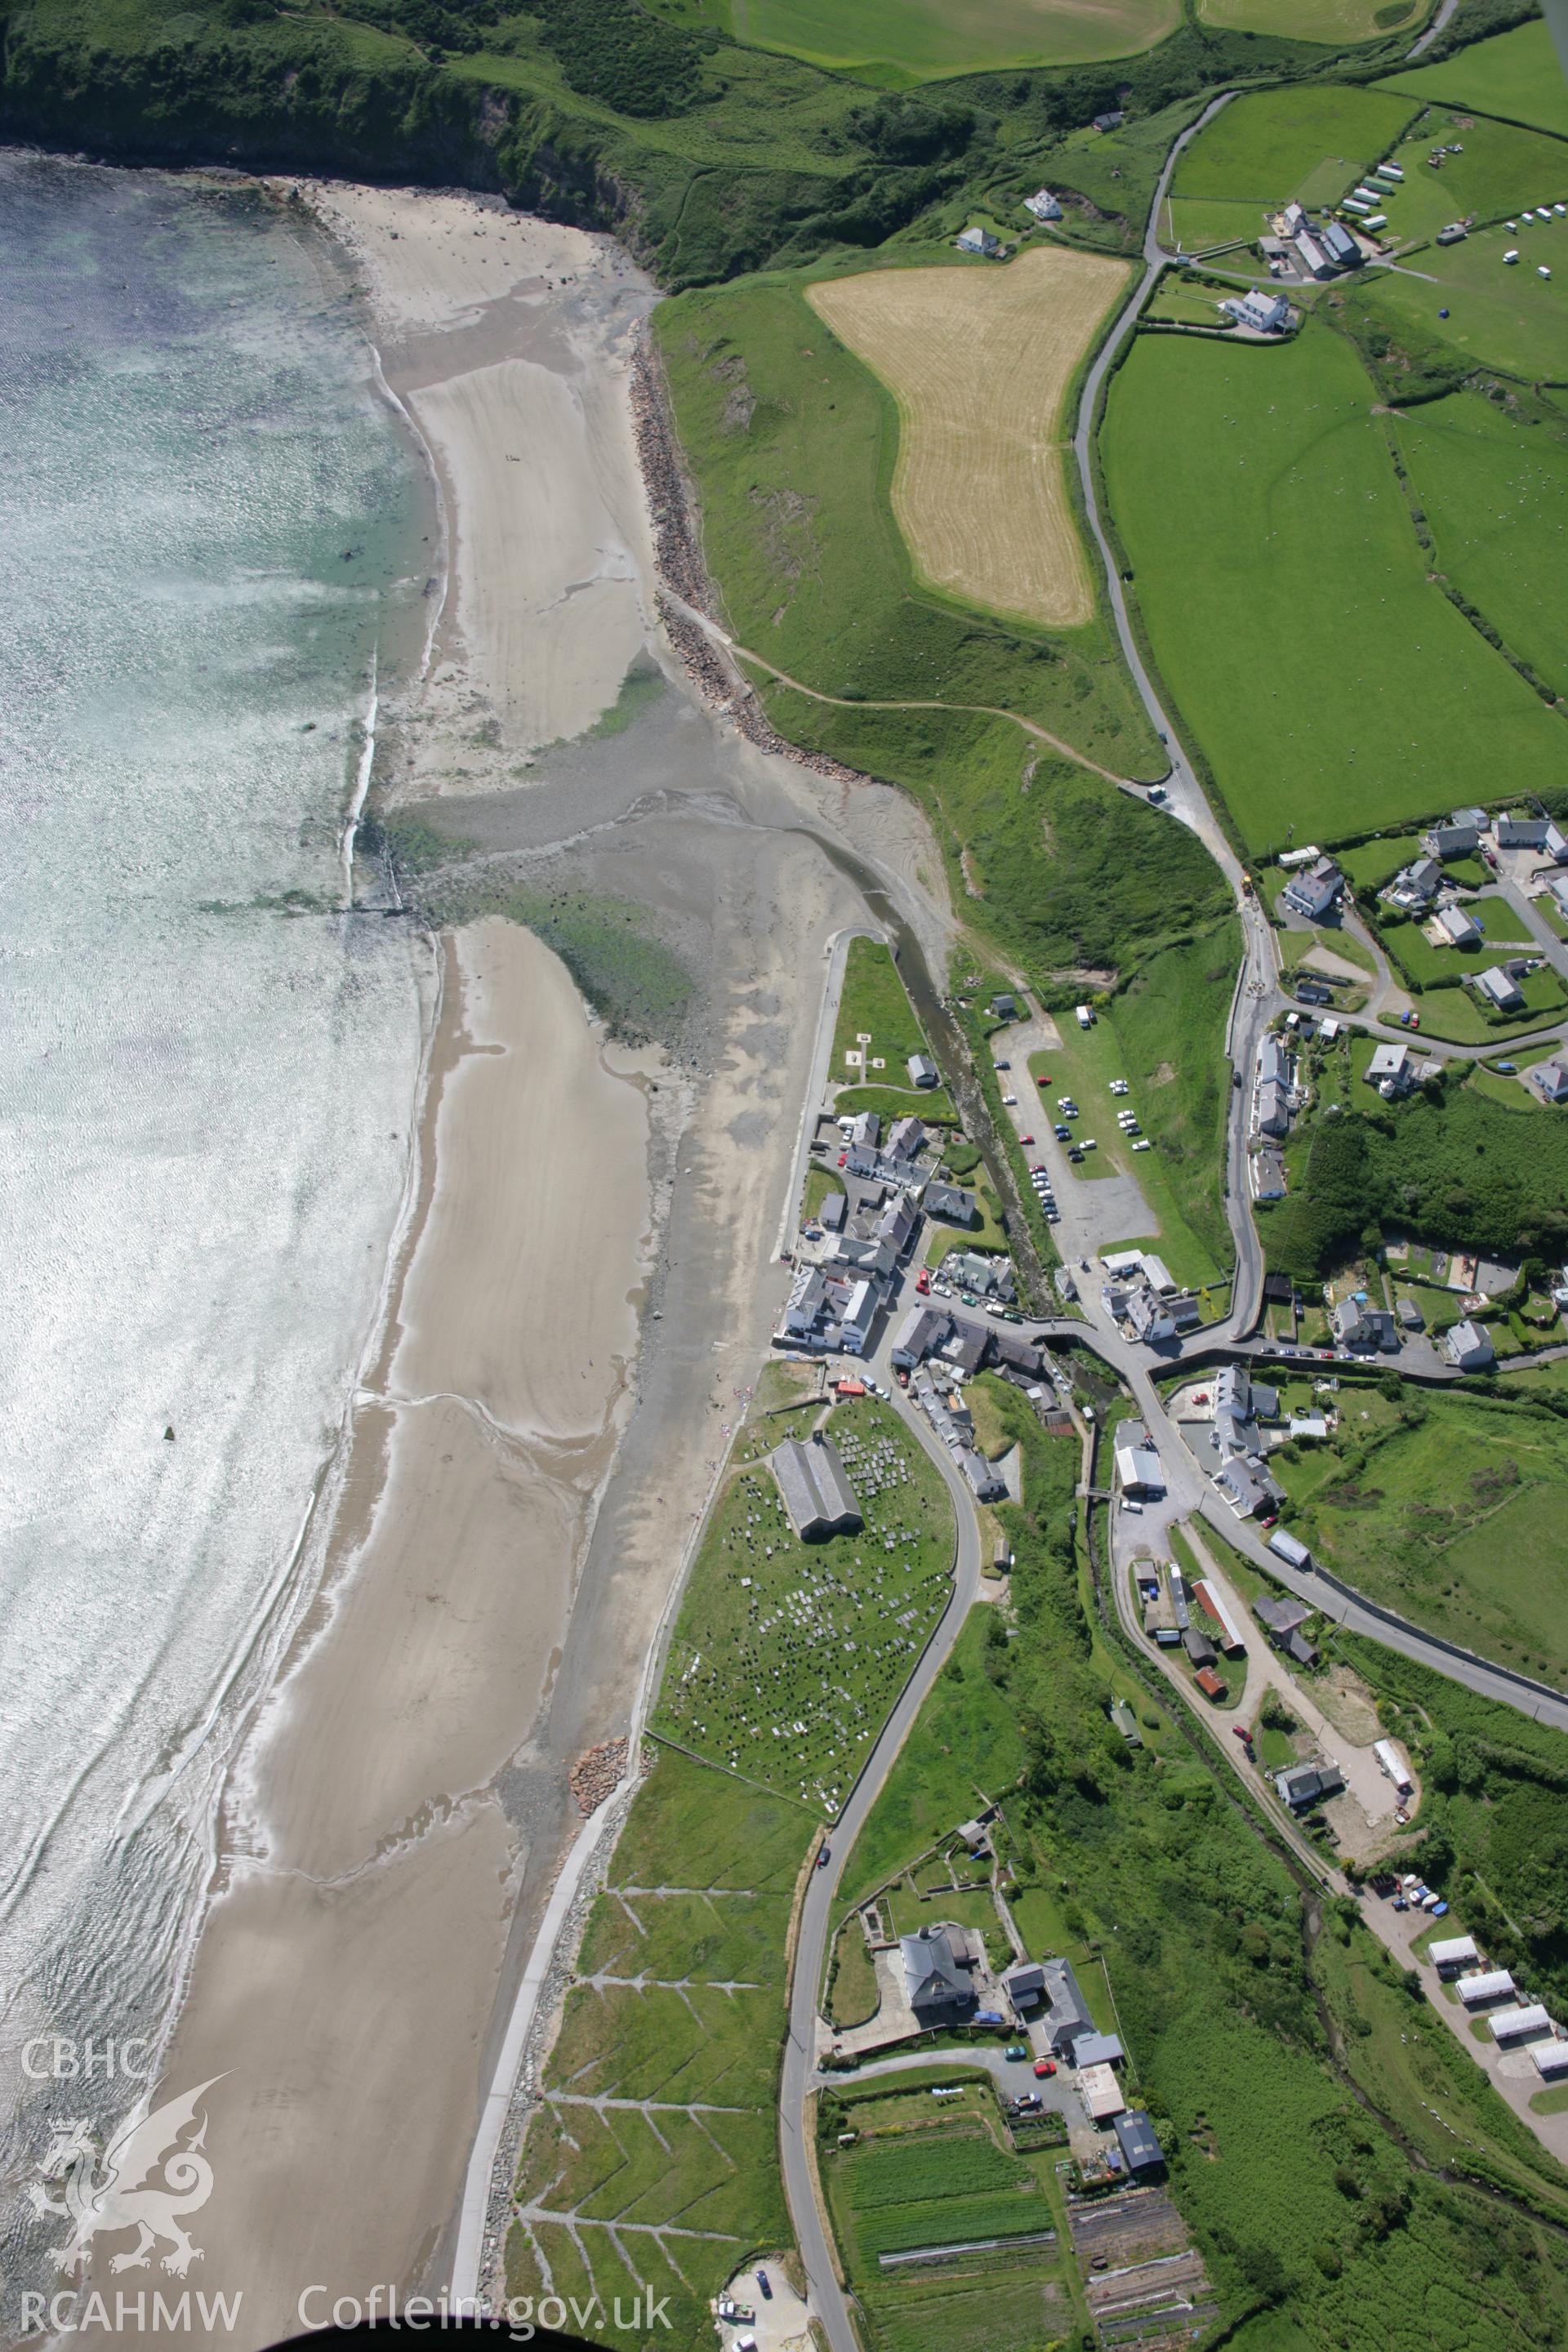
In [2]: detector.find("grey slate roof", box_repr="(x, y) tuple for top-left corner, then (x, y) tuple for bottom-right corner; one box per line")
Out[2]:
(769, 1436), (862, 1541)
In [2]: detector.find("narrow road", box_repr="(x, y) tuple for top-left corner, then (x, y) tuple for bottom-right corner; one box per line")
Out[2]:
(1407, 0), (1459, 60)
(777, 1378), (983, 2352)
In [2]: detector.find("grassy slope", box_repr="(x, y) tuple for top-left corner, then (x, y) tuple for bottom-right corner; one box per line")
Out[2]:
(1100, 320), (1568, 852)
(1378, 16), (1568, 140)
(1272, 1387), (1568, 1686)
(653, 267), (1156, 768)
(1371, 108), (1568, 249)
(506, 1746), (811, 2349)
(1394, 389), (1568, 700)
(1347, 218), (1568, 385)
(1200, 0), (1431, 37)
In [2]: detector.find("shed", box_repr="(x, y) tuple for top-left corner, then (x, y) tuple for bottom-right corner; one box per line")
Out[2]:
(1183, 1624), (1218, 1669)
(1429, 1936), (1479, 1977)
(1195, 1665), (1228, 1701)
(906, 1052), (939, 1089)
(1267, 1528), (1312, 1570)
(1458, 1968), (1516, 2007)
(1079, 2061), (1125, 2120)
(1489, 2003), (1551, 2043)
(1530, 2038), (1568, 2078)
(1113, 2110), (1164, 2172)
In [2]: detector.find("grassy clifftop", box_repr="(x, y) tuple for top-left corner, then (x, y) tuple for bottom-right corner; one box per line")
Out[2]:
(2, 0), (1391, 286)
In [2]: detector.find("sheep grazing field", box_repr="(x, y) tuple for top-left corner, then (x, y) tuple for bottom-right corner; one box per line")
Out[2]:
(808, 246), (1131, 630)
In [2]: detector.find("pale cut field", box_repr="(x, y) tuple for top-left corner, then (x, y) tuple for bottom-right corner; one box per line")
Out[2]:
(808, 247), (1130, 629)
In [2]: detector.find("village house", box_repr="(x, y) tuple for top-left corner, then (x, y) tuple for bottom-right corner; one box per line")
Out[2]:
(1254, 1592), (1318, 1667)
(1494, 813), (1548, 850)
(1276, 1760), (1346, 1809)
(924, 1180), (977, 1225)
(1224, 286), (1292, 334)
(1366, 1040), (1414, 1096)
(956, 225), (1001, 256)
(902, 1923), (978, 2016)
(1022, 189), (1062, 222)
(1433, 902), (1481, 949)
(1424, 818), (1481, 859)
(1531, 1062), (1568, 1103)
(1441, 1318), (1494, 1371)
(1281, 855), (1343, 920)
(1476, 964), (1524, 1012)
(1386, 854), (1441, 911)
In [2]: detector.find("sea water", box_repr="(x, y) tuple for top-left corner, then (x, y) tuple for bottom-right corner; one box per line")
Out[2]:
(0, 155), (430, 2222)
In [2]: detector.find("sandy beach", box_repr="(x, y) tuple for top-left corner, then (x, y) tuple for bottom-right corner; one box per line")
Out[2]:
(126, 181), (955, 2350)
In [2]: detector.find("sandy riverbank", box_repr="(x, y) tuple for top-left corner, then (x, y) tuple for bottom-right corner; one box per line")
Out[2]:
(133, 178), (956, 2350)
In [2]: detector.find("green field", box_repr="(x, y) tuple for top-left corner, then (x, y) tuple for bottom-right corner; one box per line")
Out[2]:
(832, 936), (931, 1084)
(1401, 385), (1568, 696)
(1147, 274), (1239, 325)
(1348, 218), (1568, 384)
(1100, 322), (1568, 849)
(1049, 98), (1217, 245)
(1369, 109), (1568, 250)
(654, 1397), (954, 1814)
(1270, 1389), (1568, 1687)
(506, 1748), (811, 2348)
(1199, 0), (1430, 38)
(1379, 19), (1568, 142)
(1165, 83), (1419, 228)
(724, 0), (1181, 78)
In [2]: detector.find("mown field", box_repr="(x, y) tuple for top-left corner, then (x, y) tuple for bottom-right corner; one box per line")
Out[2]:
(1368, 108), (1568, 250)
(654, 1397), (954, 1814)
(1394, 390), (1568, 700)
(1100, 321), (1568, 850)
(723, 0), (1182, 78)
(1348, 217), (1568, 383)
(1165, 81), (1418, 248)
(1271, 1388), (1568, 1688)
(1379, 18), (1568, 142)
(1200, 0), (1430, 34)
(505, 1747), (812, 2349)
(808, 247), (1132, 628)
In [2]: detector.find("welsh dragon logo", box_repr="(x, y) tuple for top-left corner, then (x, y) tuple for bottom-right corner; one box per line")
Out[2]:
(28, 2077), (225, 2278)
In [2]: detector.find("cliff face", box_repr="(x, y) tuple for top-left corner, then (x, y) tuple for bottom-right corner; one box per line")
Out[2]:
(0, 3), (510, 185)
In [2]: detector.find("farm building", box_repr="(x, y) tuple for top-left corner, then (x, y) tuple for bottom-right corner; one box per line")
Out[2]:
(1254, 1592), (1317, 1665)
(1429, 1936), (1479, 1978)
(1476, 965), (1523, 1011)
(1183, 1624), (1218, 1669)
(1114, 2112), (1164, 2174)
(1116, 1427), (1165, 1499)
(1458, 1969), (1516, 2007)
(1530, 2038), (1568, 2078)
(956, 225), (1002, 257)
(1319, 220), (1362, 268)
(1195, 1665), (1228, 1702)
(1079, 2062), (1126, 2122)
(1223, 287), (1292, 334)
(1441, 1319), (1494, 1372)
(769, 1436), (862, 1542)
(1488, 2003), (1552, 2044)
(1293, 230), (1334, 278)
(906, 1052), (939, 1089)
(1374, 1739), (1414, 1797)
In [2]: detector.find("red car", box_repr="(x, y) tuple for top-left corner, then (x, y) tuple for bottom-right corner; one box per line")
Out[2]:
(837, 1152), (847, 1167)
(915, 1269), (930, 1296)
(1033, 2057), (1056, 2078)
(1036, 1075), (1051, 1089)
(1018, 1134), (1035, 1145)
(1232, 1725), (1252, 1745)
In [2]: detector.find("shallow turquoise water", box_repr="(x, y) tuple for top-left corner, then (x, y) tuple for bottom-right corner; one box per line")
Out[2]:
(0, 156), (431, 2153)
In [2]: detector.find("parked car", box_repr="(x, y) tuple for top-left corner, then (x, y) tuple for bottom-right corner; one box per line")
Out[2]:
(1018, 1132), (1035, 1144)
(757, 2272), (772, 2301)
(994, 1059), (1010, 1072)
(1002, 1094), (1018, 1107)
(915, 1269), (930, 1295)
(1054, 1123), (1071, 1140)
(1037, 1074), (1052, 1089)
(1133, 1139), (1152, 1152)
(1232, 1725), (1252, 1744)
(1005, 2042), (1029, 2061)
(1033, 2057), (1056, 2078)
(816, 1846), (831, 1868)
(1068, 1147), (1085, 1163)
